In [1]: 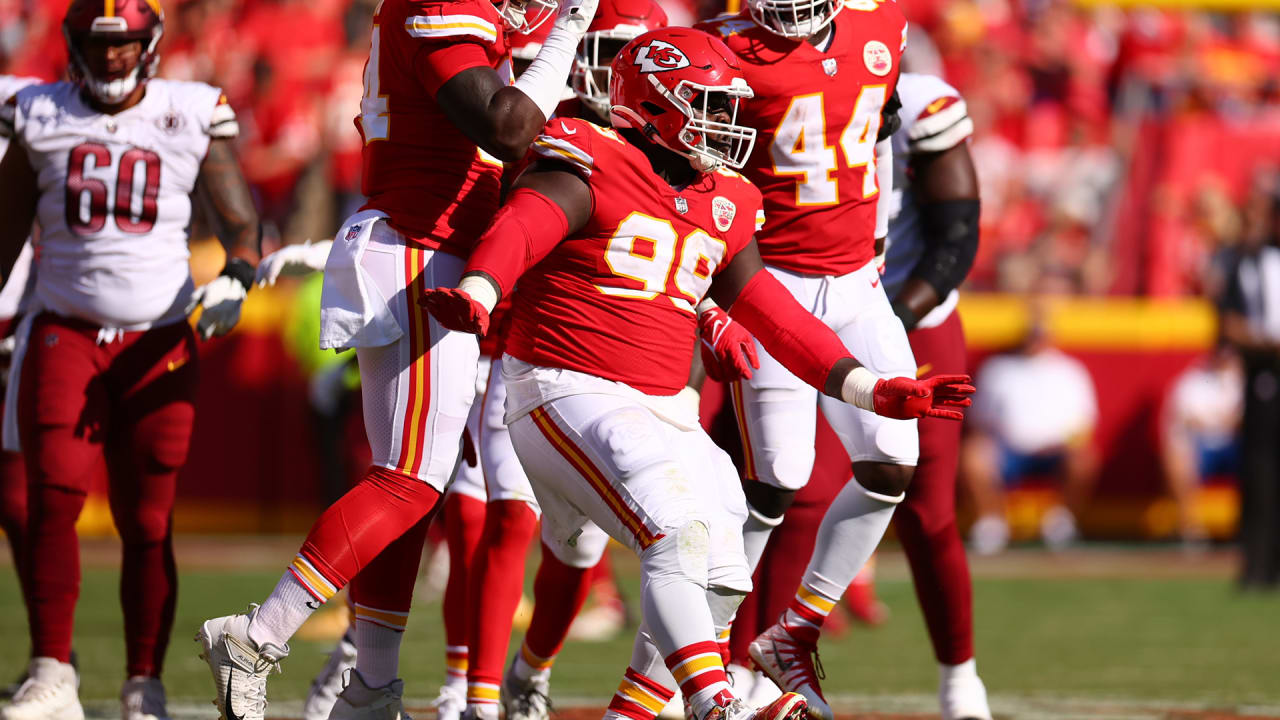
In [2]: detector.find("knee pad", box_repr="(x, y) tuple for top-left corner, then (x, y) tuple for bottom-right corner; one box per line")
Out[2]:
(642, 521), (710, 589)
(541, 520), (609, 569)
(706, 586), (745, 629)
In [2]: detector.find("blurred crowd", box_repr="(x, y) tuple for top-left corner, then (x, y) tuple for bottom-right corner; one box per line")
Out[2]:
(4, 0), (1280, 298)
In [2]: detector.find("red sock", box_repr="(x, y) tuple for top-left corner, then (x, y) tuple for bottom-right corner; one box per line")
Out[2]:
(466, 500), (538, 707)
(522, 542), (592, 661)
(444, 492), (486, 685)
(293, 467), (442, 598)
(895, 413), (974, 664)
(666, 641), (734, 713)
(606, 668), (675, 720)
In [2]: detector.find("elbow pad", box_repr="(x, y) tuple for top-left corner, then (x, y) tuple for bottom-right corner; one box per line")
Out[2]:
(913, 197), (980, 298)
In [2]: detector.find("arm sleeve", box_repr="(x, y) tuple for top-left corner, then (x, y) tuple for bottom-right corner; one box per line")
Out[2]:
(465, 187), (570, 297)
(912, 197), (980, 297)
(874, 139), (893, 239)
(726, 269), (854, 391)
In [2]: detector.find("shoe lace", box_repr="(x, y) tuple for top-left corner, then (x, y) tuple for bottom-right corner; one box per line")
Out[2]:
(14, 677), (62, 704)
(240, 655), (282, 715)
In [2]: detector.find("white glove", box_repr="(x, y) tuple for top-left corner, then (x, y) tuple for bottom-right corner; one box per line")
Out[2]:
(556, 0), (597, 35)
(187, 275), (248, 340)
(255, 240), (333, 287)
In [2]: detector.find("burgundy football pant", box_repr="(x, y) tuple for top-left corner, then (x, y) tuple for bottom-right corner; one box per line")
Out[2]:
(19, 314), (197, 678)
(731, 309), (974, 666)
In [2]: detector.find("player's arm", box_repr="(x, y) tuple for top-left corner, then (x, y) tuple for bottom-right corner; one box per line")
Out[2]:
(872, 90), (902, 253)
(428, 0), (597, 162)
(419, 160), (592, 333)
(0, 142), (38, 283)
(188, 137), (260, 339)
(707, 240), (973, 420)
(891, 140), (980, 330)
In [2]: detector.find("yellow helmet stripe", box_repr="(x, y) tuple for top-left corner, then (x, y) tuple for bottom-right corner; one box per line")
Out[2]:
(105, 0), (115, 17)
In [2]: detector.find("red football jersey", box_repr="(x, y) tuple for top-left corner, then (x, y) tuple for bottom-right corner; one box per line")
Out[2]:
(504, 118), (763, 395)
(697, 2), (907, 276)
(357, 0), (511, 257)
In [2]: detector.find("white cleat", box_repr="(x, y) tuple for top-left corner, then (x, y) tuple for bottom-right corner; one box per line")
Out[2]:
(0, 658), (83, 720)
(430, 683), (466, 720)
(461, 704), (499, 720)
(706, 694), (808, 720)
(328, 669), (412, 720)
(748, 624), (832, 720)
(121, 676), (172, 720)
(501, 659), (550, 720)
(196, 606), (288, 720)
(304, 637), (358, 720)
(939, 662), (992, 720)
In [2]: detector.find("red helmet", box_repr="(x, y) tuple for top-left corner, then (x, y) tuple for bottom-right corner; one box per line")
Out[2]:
(63, 0), (164, 105)
(572, 0), (668, 118)
(609, 28), (756, 172)
(497, 0), (558, 35)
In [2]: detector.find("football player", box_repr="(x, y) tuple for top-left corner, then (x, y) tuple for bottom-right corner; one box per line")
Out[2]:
(422, 27), (971, 720)
(195, 0), (602, 717)
(693, 1), (916, 717)
(0, 2), (261, 719)
(877, 72), (988, 720)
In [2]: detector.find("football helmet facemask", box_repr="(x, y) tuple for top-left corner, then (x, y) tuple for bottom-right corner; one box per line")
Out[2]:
(572, 0), (668, 118)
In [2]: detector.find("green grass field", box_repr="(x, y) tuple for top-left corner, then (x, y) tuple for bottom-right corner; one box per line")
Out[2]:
(1, 539), (1277, 719)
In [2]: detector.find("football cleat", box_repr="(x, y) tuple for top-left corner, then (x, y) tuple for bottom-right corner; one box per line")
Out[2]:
(196, 606), (288, 720)
(303, 636), (357, 720)
(121, 676), (172, 720)
(501, 659), (551, 720)
(939, 666), (992, 720)
(461, 703), (499, 720)
(0, 657), (84, 720)
(329, 670), (413, 720)
(703, 693), (807, 720)
(431, 683), (467, 720)
(748, 624), (831, 720)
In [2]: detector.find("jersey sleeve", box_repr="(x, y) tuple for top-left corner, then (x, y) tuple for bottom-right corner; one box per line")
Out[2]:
(405, 0), (503, 94)
(207, 91), (240, 139)
(529, 117), (597, 180)
(899, 75), (973, 154)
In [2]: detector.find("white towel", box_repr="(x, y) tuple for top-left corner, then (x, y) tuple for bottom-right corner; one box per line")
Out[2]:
(319, 209), (404, 350)
(2, 310), (37, 452)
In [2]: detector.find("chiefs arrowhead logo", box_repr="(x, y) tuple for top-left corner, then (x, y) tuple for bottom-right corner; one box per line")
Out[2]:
(633, 40), (690, 74)
(712, 196), (736, 232)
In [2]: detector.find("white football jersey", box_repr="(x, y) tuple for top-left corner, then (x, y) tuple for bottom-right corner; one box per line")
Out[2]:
(0, 79), (239, 329)
(0, 76), (41, 322)
(882, 72), (974, 325)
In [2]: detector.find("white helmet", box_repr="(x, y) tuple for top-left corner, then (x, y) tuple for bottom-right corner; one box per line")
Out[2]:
(746, 0), (843, 39)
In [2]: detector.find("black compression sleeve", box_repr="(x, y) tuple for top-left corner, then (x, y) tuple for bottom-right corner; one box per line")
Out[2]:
(912, 198), (980, 298)
(878, 89), (902, 142)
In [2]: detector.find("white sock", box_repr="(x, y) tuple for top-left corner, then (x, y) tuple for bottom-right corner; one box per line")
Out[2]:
(940, 657), (978, 683)
(799, 478), (901, 600)
(510, 649), (551, 686)
(742, 507), (783, 573)
(248, 571), (320, 650)
(355, 618), (405, 688)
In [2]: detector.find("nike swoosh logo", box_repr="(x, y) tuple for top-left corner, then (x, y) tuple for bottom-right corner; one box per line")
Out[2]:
(167, 357), (187, 372)
(712, 319), (726, 340)
(870, 277), (880, 288)
(305, 600), (321, 610)
(225, 669), (245, 720)
(916, 362), (933, 378)
(772, 638), (792, 672)
(560, 121), (577, 135)
(925, 96), (952, 115)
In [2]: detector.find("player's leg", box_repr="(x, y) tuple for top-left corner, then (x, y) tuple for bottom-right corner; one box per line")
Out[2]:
(730, 268), (823, 571)
(0, 450), (29, 626)
(753, 264), (918, 720)
(199, 231), (475, 720)
(102, 321), (198, 720)
(465, 361), (541, 720)
(7, 315), (105, 720)
(895, 312), (991, 720)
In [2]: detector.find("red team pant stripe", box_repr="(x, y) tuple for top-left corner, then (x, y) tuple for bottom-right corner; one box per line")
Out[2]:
(396, 247), (431, 475)
(529, 407), (663, 550)
(729, 381), (758, 482)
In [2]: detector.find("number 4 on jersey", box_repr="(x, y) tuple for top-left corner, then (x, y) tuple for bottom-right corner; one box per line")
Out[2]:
(770, 85), (887, 207)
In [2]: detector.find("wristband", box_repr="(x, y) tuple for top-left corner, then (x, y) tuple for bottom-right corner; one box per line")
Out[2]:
(459, 274), (500, 314)
(220, 257), (255, 292)
(840, 366), (878, 411)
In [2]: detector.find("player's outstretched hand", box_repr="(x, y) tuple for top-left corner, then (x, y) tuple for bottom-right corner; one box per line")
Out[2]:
(872, 374), (974, 420)
(556, 0), (598, 34)
(420, 287), (491, 336)
(186, 276), (247, 340)
(698, 306), (759, 382)
(255, 240), (333, 287)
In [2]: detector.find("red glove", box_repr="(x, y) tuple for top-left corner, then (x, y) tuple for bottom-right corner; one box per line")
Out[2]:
(420, 287), (491, 336)
(873, 374), (974, 420)
(698, 305), (759, 382)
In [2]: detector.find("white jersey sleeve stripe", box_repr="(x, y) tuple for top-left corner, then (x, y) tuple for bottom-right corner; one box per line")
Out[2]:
(208, 100), (239, 139)
(532, 136), (594, 177)
(909, 117), (973, 154)
(907, 99), (969, 143)
(405, 15), (498, 43)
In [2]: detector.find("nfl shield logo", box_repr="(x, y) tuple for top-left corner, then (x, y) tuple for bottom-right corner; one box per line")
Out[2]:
(345, 224), (363, 241)
(822, 58), (838, 76)
(711, 196), (736, 232)
(674, 197), (689, 214)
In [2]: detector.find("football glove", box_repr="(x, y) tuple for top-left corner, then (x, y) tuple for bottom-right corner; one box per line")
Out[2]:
(420, 287), (491, 336)
(698, 305), (759, 382)
(255, 240), (333, 287)
(871, 374), (974, 420)
(187, 260), (252, 340)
